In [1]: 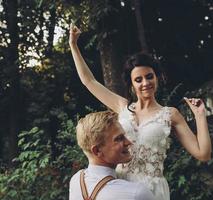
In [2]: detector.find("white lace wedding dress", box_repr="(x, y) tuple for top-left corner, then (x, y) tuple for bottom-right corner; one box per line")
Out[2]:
(116, 104), (172, 200)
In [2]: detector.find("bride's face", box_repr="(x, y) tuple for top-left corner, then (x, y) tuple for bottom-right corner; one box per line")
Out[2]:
(131, 66), (158, 99)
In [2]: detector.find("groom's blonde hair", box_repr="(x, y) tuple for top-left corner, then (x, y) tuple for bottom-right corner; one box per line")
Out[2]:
(76, 111), (118, 153)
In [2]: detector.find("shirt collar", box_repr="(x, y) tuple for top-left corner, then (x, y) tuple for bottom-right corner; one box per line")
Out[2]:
(87, 164), (117, 178)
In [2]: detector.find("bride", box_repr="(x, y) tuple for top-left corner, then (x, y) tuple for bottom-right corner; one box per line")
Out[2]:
(69, 24), (211, 200)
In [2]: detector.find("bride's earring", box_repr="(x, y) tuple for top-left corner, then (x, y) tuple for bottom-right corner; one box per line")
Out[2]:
(131, 86), (137, 101)
(131, 86), (135, 95)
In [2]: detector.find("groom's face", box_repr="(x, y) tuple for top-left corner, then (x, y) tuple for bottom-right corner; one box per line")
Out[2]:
(99, 122), (132, 168)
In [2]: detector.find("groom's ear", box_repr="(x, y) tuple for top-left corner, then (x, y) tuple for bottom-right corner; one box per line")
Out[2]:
(91, 145), (102, 157)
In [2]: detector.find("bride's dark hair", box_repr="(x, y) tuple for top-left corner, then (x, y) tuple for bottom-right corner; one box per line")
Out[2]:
(123, 52), (163, 112)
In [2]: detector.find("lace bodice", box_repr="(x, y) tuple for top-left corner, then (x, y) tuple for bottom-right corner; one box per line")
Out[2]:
(117, 105), (171, 178)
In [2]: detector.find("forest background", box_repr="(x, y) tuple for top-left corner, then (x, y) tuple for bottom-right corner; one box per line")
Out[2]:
(0, 0), (213, 199)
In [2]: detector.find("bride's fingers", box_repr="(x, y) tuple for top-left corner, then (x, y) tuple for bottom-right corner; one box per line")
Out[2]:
(183, 97), (192, 107)
(191, 98), (196, 105)
(70, 23), (77, 32)
(195, 99), (202, 106)
(191, 98), (201, 106)
(184, 97), (202, 107)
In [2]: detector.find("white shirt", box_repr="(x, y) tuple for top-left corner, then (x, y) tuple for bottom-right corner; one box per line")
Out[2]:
(69, 164), (155, 200)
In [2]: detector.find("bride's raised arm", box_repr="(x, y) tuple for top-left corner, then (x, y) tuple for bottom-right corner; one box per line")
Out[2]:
(171, 97), (212, 161)
(69, 24), (127, 113)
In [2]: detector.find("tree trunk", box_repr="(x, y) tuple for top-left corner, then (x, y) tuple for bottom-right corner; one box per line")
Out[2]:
(46, 5), (56, 57)
(133, 0), (149, 53)
(3, 0), (21, 163)
(99, 36), (125, 96)
(96, 1), (126, 97)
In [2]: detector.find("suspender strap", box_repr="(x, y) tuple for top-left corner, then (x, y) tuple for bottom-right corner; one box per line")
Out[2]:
(80, 170), (115, 200)
(80, 170), (89, 199)
(90, 175), (115, 200)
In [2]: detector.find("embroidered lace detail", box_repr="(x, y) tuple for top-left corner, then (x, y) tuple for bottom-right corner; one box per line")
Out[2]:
(121, 142), (169, 177)
(118, 106), (172, 178)
(129, 104), (171, 130)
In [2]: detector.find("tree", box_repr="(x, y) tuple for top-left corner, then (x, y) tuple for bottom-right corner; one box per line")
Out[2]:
(133, 0), (149, 53)
(2, 0), (21, 162)
(0, 0), (103, 162)
(78, 0), (143, 96)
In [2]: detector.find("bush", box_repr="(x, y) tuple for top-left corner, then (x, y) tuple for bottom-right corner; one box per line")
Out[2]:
(0, 111), (87, 200)
(165, 136), (213, 200)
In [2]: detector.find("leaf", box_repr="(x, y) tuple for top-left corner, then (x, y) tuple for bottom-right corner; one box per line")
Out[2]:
(39, 157), (49, 168)
(178, 175), (186, 188)
(37, 0), (43, 8)
(18, 138), (25, 146)
(29, 127), (39, 134)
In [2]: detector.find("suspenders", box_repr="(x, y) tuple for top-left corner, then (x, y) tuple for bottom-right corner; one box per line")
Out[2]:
(80, 170), (115, 200)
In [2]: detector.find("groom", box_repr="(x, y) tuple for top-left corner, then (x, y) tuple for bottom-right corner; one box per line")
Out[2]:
(69, 110), (154, 200)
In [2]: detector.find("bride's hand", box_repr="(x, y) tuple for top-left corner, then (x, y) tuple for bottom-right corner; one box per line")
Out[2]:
(69, 23), (81, 46)
(184, 97), (206, 116)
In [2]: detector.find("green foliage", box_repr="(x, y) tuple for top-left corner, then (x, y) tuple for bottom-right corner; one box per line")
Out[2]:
(0, 111), (87, 200)
(165, 138), (213, 200)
